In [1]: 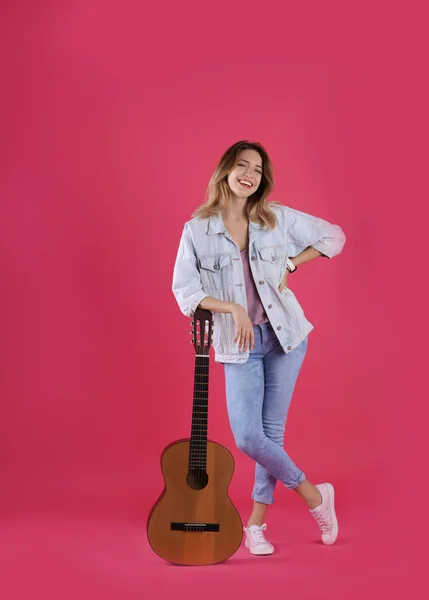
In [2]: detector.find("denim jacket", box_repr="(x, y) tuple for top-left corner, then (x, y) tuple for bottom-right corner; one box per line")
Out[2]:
(172, 203), (346, 364)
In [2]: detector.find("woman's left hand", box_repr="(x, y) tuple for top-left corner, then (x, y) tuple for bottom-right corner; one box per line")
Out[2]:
(278, 268), (289, 293)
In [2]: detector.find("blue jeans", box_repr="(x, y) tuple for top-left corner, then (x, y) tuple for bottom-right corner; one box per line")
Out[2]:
(223, 321), (308, 504)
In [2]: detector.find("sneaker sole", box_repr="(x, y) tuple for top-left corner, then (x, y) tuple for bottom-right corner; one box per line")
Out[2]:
(323, 482), (339, 545)
(247, 546), (275, 555)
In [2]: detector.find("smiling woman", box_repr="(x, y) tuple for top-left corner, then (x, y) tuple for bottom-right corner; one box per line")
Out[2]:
(172, 139), (346, 556)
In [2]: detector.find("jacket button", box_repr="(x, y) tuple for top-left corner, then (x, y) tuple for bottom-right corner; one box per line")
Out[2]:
(277, 326), (282, 330)
(259, 280), (265, 285)
(287, 345), (292, 350)
(268, 304), (272, 309)
(251, 256), (256, 261)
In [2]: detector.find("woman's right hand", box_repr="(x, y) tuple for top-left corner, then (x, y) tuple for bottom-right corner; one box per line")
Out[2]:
(230, 304), (254, 352)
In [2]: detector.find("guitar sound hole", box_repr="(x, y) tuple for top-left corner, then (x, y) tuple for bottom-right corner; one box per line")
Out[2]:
(186, 469), (209, 490)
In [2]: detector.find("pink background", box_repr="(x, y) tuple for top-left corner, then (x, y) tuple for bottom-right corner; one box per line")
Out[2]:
(0, 1), (427, 598)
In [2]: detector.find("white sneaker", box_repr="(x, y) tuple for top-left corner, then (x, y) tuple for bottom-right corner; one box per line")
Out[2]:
(309, 482), (339, 545)
(243, 523), (274, 555)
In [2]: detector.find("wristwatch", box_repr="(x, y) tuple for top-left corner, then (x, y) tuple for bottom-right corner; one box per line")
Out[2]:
(286, 258), (297, 273)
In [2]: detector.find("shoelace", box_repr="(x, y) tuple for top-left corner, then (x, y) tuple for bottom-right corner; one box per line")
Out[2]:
(246, 524), (268, 546)
(312, 511), (330, 534)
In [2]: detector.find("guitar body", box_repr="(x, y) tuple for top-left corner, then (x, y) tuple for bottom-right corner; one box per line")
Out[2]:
(147, 438), (243, 565)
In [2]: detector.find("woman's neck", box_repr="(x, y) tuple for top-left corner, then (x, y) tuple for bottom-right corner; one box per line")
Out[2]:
(222, 199), (248, 222)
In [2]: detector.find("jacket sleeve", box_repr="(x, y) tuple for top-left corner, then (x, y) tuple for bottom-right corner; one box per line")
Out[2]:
(172, 222), (210, 317)
(284, 206), (346, 259)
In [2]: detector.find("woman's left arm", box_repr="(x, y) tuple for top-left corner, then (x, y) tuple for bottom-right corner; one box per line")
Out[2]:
(278, 206), (346, 291)
(290, 246), (324, 268)
(284, 206), (346, 263)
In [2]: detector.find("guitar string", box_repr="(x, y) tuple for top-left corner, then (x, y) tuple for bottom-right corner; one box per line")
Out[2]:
(195, 319), (207, 526)
(192, 318), (200, 526)
(192, 317), (211, 527)
(193, 319), (200, 527)
(196, 348), (205, 524)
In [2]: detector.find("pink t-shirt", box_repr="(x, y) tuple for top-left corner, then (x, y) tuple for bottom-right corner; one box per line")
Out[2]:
(241, 248), (269, 325)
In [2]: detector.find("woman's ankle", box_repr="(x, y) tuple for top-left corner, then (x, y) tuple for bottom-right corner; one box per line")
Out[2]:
(294, 479), (323, 509)
(246, 520), (264, 528)
(307, 489), (323, 510)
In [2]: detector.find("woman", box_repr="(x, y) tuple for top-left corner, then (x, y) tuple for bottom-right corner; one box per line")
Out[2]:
(172, 140), (346, 555)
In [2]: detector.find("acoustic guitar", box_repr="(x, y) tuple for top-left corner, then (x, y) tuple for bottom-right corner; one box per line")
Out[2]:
(146, 307), (243, 565)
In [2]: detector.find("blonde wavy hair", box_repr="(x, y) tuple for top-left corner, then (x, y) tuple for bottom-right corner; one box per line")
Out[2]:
(191, 140), (283, 229)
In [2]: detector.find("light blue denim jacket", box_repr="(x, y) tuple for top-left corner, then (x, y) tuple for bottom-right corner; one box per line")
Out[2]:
(172, 203), (346, 364)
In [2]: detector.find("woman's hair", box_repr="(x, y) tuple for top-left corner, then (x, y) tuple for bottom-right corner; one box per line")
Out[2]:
(191, 140), (282, 229)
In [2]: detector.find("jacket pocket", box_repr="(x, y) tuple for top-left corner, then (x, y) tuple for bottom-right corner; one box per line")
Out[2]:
(279, 286), (306, 334)
(198, 254), (233, 291)
(257, 246), (286, 280)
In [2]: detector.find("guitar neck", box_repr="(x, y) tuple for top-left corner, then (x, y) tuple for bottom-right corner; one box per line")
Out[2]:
(189, 355), (209, 469)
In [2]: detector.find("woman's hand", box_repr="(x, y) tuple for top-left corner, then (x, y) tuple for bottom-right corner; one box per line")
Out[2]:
(230, 304), (254, 352)
(278, 268), (290, 293)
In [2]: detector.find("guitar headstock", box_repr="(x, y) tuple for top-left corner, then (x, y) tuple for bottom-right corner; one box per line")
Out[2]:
(190, 308), (214, 356)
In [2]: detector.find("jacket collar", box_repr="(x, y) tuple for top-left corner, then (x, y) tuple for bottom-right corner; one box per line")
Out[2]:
(207, 211), (263, 235)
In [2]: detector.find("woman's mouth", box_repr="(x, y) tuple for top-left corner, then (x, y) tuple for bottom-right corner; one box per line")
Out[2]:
(238, 179), (252, 189)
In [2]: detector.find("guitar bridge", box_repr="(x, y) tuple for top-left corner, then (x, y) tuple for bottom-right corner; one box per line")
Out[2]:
(170, 522), (220, 532)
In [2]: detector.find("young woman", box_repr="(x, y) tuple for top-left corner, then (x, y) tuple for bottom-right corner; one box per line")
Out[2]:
(172, 140), (346, 555)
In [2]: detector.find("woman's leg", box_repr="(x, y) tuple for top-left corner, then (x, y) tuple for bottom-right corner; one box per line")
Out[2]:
(224, 325), (308, 522)
(256, 325), (323, 511)
(251, 327), (308, 510)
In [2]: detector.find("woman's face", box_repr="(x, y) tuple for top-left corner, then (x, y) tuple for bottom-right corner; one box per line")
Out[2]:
(226, 149), (263, 198)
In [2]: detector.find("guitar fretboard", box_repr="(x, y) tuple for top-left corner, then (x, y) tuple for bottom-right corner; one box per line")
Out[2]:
(189, 355), (209, 469)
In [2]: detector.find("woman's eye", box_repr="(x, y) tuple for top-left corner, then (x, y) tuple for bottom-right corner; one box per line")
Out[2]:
(238, 163), (262, 175)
